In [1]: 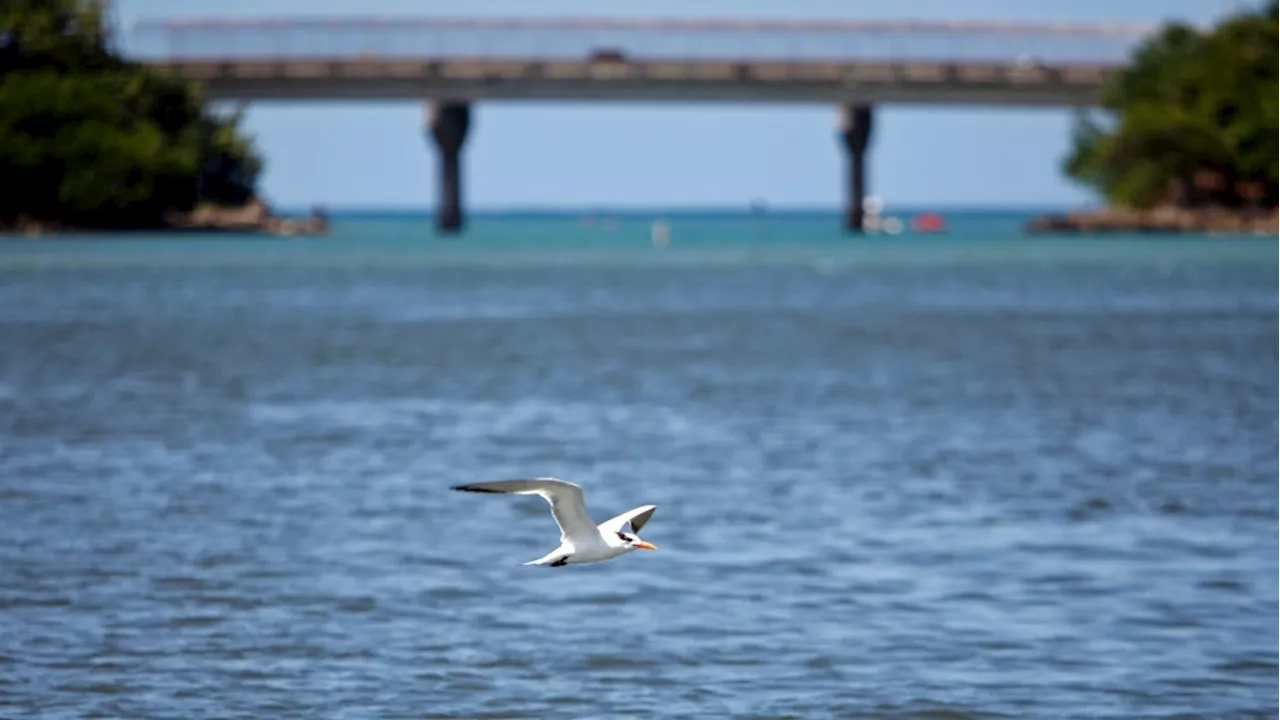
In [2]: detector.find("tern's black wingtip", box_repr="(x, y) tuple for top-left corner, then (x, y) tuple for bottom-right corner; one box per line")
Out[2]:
(451, 484), (501, 493)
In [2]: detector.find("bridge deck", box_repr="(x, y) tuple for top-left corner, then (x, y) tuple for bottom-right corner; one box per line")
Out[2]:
(144, 58), (1116, 105)
(130, 17), (1149, 105)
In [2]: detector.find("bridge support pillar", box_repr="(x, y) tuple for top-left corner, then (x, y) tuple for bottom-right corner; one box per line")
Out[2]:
(837, 104), (874, 233)
(425, 101), (471, 234)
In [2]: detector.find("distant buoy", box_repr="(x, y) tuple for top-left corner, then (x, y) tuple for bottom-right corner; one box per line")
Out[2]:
(651, 220), (670, 249)
(883, 217), (904, 235)
(910, 212), (946, 233)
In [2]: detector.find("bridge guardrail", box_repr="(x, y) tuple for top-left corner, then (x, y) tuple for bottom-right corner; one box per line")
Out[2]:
(126, 17), (1155, 66)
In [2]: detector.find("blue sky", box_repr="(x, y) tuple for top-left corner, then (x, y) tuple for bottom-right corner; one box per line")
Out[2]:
(115, 1), (1240, 210)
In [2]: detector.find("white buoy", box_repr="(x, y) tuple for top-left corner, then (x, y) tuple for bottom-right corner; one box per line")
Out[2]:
(651, 220), (670, 249)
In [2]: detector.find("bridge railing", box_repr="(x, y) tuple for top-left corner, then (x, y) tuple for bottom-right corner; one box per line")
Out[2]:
(127, 17), (1155, 66)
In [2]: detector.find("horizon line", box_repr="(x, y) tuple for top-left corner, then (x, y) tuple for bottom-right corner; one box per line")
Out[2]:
(271, 202), (1099, 215)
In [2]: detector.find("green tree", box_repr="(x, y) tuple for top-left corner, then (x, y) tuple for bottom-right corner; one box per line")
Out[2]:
(0, 0), (116, 73)
(197, 106), (264, 208)
(0, 0), (264, 229)
(1063, 3), (1278, 209)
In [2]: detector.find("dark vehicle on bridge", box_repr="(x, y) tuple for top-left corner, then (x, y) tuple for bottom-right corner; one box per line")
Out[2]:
(588, 48), (628, 63)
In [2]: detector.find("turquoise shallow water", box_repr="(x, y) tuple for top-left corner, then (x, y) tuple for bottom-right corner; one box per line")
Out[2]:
(0, 213), (1276, 718)
(1, 210), (1273, 269)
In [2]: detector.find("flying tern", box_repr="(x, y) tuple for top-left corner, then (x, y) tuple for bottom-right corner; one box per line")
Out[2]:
(452, 477), (658, 567)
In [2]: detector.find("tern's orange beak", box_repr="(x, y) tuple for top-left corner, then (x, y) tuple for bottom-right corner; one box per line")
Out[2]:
(632, 540), (658, 551)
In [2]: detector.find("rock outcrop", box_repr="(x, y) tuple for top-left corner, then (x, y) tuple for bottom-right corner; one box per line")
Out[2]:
(1027, 207), (1277, 235)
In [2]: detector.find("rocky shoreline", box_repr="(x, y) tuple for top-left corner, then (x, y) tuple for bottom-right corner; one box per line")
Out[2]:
(2, 199), (330, 238)
(1026, 206), (1277, 235)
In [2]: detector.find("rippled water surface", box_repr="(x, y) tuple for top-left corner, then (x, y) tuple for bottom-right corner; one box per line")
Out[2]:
(0, 222), (1276, 719)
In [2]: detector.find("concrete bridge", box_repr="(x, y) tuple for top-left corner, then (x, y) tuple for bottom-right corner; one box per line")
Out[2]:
(128, 17), (1158, 233)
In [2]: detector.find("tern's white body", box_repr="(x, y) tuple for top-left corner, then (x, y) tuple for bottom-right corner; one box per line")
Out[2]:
(452, 477), (658, 567)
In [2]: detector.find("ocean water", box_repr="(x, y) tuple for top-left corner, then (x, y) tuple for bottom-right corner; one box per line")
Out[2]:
(0, 212), (1276, 719)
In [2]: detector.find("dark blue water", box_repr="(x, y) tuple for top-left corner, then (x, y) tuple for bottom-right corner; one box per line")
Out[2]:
(0, 220), (1276, 718)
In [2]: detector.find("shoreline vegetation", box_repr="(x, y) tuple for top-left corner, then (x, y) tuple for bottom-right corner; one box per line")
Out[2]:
(1, 0), (327, 238)
(1028, 3), (1277, 235)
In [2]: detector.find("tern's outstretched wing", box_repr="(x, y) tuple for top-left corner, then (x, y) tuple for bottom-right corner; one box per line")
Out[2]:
(598, 505), (657, 535)
(452, 478), (599, 544)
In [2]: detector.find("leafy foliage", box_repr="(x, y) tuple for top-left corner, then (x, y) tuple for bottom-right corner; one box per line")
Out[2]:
(0, 0), (263, 229)
(1063, 4), (1278, 209)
